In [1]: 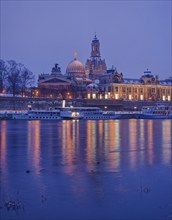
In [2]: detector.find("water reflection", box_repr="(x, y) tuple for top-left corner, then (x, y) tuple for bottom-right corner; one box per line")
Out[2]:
(61, 120), (79, 174)
(27, 120), (41, 173)
(0, 119), (171, 175)
(0, 121), (7, 171)
(0, 119), (171, 220)
(147, 120), (154, 165)
(139, 119), (145, 165)
(129, 119), (137, 169)
(24, 119), (172, 173)
(104, 120), (120, 171)
(86, 121), (97, 171)
(162, 120), (172, 164)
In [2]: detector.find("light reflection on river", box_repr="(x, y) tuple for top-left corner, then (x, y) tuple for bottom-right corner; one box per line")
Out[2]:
(0, 119), (171, 220)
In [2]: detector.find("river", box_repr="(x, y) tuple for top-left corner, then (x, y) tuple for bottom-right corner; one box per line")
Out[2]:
(0, 119), (171, 220)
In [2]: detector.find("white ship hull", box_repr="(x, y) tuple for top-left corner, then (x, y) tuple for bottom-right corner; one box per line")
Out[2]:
(12, 110), (61, 120)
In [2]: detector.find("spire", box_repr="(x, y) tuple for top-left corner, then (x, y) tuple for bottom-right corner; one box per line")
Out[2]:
(94, 32), (97, 40)
(91, 34), (100, 57)
(74, 51), (77, 60)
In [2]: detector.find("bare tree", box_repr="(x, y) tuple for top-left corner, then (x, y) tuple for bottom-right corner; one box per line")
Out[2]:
(6, 60), (35, 96)
(20, 67), (35, 96)
(0, 59), (7, 93)
(6, 60), (21, 96)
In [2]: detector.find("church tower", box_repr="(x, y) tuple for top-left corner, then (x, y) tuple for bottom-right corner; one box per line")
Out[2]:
(85, 35), (107, 79)
(91, 35), (101, 57)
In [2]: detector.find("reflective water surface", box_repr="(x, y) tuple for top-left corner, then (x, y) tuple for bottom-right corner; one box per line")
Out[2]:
(0, 119), (172, 220)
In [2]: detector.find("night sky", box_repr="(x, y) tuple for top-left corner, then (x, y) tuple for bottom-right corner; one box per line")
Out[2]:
(1, 1), (171, 82)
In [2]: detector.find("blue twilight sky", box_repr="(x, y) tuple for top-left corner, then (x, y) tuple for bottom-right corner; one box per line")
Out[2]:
(0, 0), (171, 82)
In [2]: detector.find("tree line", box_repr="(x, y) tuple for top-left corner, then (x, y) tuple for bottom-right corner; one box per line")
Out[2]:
(0, 59), (35, 96)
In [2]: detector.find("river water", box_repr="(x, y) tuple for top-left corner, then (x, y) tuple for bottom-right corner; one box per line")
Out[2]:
(0, 119), (172, 220)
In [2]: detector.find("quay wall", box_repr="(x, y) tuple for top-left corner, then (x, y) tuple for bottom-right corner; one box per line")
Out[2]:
(0, 97), (172, 111)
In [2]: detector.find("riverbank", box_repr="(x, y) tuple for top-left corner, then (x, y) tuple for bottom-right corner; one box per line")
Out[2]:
(0, 96), (172, 111)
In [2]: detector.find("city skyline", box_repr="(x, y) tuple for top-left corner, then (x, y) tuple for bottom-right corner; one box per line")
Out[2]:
(1, 1), (171, 81)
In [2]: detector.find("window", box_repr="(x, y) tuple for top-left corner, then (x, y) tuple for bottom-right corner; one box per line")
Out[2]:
(122, 87), (126, 93)
(140, 95), (144, 100)
(92, 93), (96, 99)
(115, 94), (119, 100)
(87, 94), (91, 99)
(128, 87), (131, 93)
(151, 88), (155, 93)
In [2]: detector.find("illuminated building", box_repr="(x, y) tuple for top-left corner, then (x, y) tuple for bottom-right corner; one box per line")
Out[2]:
(38, 63), (72, 98)
(37, 36), (172, 101)
(85, 34), (107, 79)
(66, 52), (85, 78)
(109, 70), (172, 101)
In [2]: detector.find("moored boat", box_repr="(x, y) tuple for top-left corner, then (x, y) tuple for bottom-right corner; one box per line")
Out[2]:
(60, 107), (121, 120)
(12, 109), (61, 120)
(140, 104), (172, 119)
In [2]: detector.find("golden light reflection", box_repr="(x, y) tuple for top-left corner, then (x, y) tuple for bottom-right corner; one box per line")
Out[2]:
(86, 120), (96, 171)
(0, 121), (7, 170)
(98, 120), (103, 146)
(28, 121), (40, 172)
(147, 120), (153, 165)
(62, 120), (79, 174)
(86, 120), (121, 172)
(139, 120), (145, 165)
(115, 121), (120, 149)
(129, 119), (137, 169)
(108, 121), (120, 171)
(162, 120), (171, 164)
(72, 120), (79, 147)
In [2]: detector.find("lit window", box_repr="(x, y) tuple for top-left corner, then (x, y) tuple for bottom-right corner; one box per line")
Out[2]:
(140, 95), (144, 100)
(115, 94), (119, 100)
(129, 94), (132, 100)
(92, 93), (96, 99)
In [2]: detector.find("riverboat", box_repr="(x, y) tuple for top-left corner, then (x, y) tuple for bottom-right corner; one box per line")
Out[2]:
(12, 109), (61, 120)
(0, 111), (13, 120)
(140, 105), (172, 119)
(60, 107), (121, 120)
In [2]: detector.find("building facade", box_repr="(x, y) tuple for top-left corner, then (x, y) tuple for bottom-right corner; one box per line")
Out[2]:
(37, 36), (172, 101)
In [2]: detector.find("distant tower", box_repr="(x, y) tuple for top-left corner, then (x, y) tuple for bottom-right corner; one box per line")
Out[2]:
(85, 34), (107, 79)
(91, 34), (101, 57)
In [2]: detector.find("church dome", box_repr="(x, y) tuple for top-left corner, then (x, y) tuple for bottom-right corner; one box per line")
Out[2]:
(66, 52), (85, 77)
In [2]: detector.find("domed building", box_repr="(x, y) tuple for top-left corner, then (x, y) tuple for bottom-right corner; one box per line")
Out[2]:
(66, 52), (86, 78)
